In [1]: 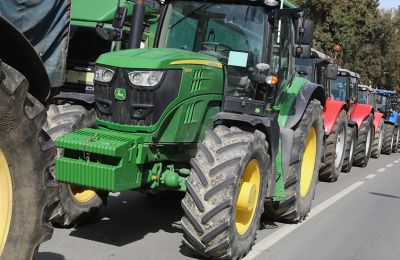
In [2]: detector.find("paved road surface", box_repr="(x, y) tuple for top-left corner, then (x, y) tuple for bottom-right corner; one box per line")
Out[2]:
(37, 154), (400, 260)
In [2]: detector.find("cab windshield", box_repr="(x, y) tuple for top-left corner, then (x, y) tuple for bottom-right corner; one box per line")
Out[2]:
(159, 1), (267, 97)
(330, 76), (348, 101)
(295, 58), (315, 82)
(358, 90), (368, 104)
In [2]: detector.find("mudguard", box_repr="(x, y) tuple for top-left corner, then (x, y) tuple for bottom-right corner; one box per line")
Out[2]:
(0, 15), (50, 103)
(0, 0), (71, 92)
(285, 82), (325, 129)
(350, 103), (374, 129)
(388, 112), (399, 127)
(373, 112), (384, 131)
(212, 112), (279, 198)
(322, 98), (348, 134)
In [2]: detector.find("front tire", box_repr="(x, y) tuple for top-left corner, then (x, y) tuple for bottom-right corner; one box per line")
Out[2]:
(44, 104), (108, 228)
(181, 126), (269, 259)
(341, 126), (356, 173)
(371, 119), (384, 158)
(0, 63), (55, 259)
(381, 123), (394, 155)
(266, 99), (324, 222)
(319, 110), (347, 182)
(392, 127), (399, 153)
(353, 114), (374, 167)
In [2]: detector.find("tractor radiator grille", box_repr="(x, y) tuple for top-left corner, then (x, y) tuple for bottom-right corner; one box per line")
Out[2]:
(94, 69), (182, 126)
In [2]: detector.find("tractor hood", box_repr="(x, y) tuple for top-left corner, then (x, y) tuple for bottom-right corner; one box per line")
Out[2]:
(71, 0), (158, 23)
(96, 48), (223, 69)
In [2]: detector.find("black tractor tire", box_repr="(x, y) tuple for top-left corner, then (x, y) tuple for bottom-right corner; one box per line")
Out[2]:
(0, 62), (56, 260)
(44, 104), (108, 228)
(392, 127), (399, 153)
(181, 126), (269, 259)
(319, 110), (347, 182)
(371, 119), (384, 158)
(353, 114), (374, 167)
(341, 126), (356, 173)
(381, 123), (395, 155)
(265, 99), (324, 222)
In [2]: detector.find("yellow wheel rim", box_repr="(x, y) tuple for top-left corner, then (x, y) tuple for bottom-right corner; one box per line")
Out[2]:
(0, 149), (12, 254)
(69, 185), (97, 203)
(300, 127), (317, 198)
(236, 159), (261, 235)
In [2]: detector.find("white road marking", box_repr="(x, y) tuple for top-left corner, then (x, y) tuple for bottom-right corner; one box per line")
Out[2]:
(394, 160), (399, 163)
(365, 174), (377, 179)
(109, 192), (121, 197)
(245, 181), (365, 260)
(386, 164), (394, 168)
(377, 168), (386, 173)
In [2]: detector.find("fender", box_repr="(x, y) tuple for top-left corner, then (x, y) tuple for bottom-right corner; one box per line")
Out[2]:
(350, 103), (374, 129)
(284, 82), (326, 129)
(212, 112), (279, 199)
(0, 15), (50, 103)
(54, 92), (95, 105)
(373, 112), (384, 131)
(322, 98), (348, 134)
(388, 112), (399, 127)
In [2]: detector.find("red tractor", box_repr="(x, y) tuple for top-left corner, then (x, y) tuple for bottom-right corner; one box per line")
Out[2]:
(329, 69), (375, 172)
(358, 85), (385, 158)
(295, 51), (346, 182)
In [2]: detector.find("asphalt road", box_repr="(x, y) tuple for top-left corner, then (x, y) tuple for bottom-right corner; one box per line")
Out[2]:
(37, 153), (400, 260)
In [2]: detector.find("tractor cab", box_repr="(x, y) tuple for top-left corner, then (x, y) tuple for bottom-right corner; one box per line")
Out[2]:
(295, 49), (338, 93)
(375, 89), (398, 122)
(358, 85), (376, 108)
(329, 69), (359, 105)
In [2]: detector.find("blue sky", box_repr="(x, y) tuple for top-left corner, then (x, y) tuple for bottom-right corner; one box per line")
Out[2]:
(380, 0), (400, 9)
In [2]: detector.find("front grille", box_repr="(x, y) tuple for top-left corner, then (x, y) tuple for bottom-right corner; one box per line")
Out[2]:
(95, 69), (182, 126)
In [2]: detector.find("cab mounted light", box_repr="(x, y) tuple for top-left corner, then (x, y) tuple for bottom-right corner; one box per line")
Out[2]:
(264, 0), (280, 6)
(266, 75), (279, 86)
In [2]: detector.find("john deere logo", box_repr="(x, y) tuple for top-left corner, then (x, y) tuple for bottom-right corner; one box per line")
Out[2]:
(114, 88), (126, 101)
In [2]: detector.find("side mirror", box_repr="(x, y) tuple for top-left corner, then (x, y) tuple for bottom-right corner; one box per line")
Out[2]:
(325, 64), (339, 80)
(294, 18), (315, 58)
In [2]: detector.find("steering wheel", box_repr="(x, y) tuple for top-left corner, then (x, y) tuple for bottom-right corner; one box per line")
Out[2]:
(202, 42), (232, 53)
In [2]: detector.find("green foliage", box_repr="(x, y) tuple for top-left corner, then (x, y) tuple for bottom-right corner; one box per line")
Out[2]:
(292, 0), (400, 90)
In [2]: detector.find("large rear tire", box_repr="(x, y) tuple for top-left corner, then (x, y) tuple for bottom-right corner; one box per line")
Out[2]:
(181, 126), (269, 259)
(353, 114), (374, 167)
(0, 62), (55, 259)
(341, 126), (356, 173)
(371, 119), (384, 158)
(265, 99), (324, 222)
(319, 110), (347, 182)
(44, 104), (108, 228)
(381, 123), (394, 155)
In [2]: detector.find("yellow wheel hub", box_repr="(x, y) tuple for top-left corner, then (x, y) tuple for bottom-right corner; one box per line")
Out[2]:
(0, 149), (12, 254)
(69, 185), (96, 203)
(300, 127), (317, 198)
(236, 159), (261, 235)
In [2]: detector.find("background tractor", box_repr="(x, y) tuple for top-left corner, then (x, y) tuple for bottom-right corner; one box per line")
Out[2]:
(375, 89), (399, 154)
(358, 85), (385, 158)
(329, 69), (374, 172)
(0, 0), (71, 258)
(44, 0), (160, 228)
(295, 50), (347, 182)
(53, 0), (326, 259)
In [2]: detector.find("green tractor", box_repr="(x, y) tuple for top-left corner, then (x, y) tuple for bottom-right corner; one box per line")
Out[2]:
(55, 0), (325, 258)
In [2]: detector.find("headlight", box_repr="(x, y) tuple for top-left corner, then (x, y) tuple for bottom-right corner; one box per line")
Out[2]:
(128, 71), (164, 87)
(95, 66), (115, 83)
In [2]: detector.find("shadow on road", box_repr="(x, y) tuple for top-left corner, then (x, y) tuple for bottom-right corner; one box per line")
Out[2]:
(369, 191), (400, 199)
(34, 252), (65, 260)
(69, 191), (184, 246)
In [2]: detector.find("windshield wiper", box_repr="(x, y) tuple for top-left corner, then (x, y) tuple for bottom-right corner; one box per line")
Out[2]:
(169, 1), (210, 30)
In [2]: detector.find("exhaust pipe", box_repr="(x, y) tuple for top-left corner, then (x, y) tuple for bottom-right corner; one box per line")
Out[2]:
(128, 0), (145, 49)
